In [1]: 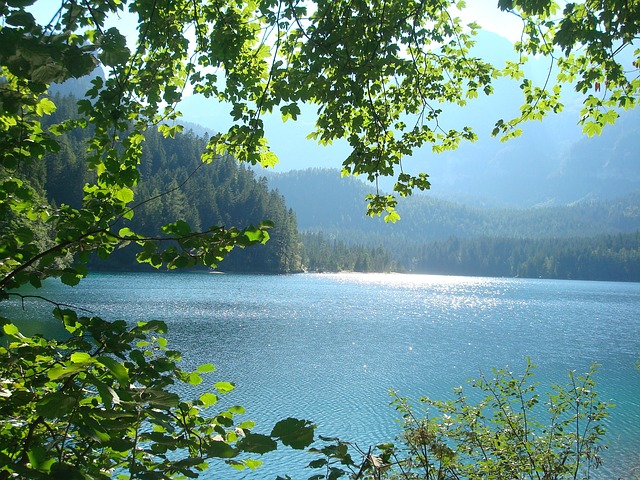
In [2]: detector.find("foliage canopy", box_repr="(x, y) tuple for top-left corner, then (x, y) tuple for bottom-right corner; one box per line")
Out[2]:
(2, 0), (638, 226)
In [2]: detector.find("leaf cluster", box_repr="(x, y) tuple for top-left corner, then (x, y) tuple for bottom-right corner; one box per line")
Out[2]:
(0, 312), (316, 478)
(495, 0), (640, 140)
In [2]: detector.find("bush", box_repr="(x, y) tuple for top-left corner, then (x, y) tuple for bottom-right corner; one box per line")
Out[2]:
(306, 360), (610, 480)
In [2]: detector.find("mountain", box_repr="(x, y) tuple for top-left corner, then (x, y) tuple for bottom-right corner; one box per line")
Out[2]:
(265, 168), (640, 280)
(414, 107), (640, 207)
(264, 168), (640, 243)
(50, 67), (106, 97)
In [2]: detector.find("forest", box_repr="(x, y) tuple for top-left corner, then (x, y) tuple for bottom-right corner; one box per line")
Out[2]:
(404, 232), (640, 281)
(300, 229), (640, 281)
(268, 168), (640, 281)
(24, 94), (304, 274)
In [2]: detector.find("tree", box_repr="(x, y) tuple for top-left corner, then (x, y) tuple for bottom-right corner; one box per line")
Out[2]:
(1, 0), (635, 477)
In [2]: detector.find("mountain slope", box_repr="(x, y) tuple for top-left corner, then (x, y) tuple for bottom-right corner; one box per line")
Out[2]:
(264, 168), (640, 243)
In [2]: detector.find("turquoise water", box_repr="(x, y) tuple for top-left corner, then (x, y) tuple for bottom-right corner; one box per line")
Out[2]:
(5, 272), (640, 478)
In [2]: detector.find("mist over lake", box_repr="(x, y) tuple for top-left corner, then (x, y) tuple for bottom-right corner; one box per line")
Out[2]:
(10, 272), (639, 479)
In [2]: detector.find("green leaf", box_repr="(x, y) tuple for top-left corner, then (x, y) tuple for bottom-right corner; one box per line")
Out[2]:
(583, 121), (602, 137)
(280, 103), (301, 122)
(36, 98), (57, 116)
(48, 364), (83, 380)
(199, 392), (218, 407)
(8, 0), (38, 7)
(70, 352), (94, 364)
(270, 418), (315, 450)
(49, 462), (87, 478)
(89, 376), (121, 408)
(186, 372), (203, 385)
(96, 356), (130, 385)
(215, 381), (235, 394)
(6, 10), (35, 27)
(98, 27), (131, 66)
(308, 458), (328, 468)
(118, 227), (136, 238)
(384, 211), (401, 224)
(3, 323), (19, 336)
(36, 393), (77, 418)
(229, 405), (245, 414)
(244, 229), (269, 244)
(238, 432), (278, 454)
(60, 270), (82, 286)
(31, 63), (66, 84)
(196, 363), (215, 373)
(260, 151), (278, 168)
(206, 441), (238, 458)
(241, 458), (263, 470)
(143, 388), (180, 408)
(27, 446), (55, 473)
(115, 187), (134, 203)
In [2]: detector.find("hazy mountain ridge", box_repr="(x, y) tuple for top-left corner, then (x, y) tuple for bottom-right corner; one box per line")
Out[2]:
(264, 168), (640, 245)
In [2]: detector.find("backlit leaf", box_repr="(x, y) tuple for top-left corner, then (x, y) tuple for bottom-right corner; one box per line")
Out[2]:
(36, 98), (57, 116)
(187, 372), (203, 385)
(196, 363), (215, 373)
(3, 324), (19, 336)
(115, 187), (134, 203)
(70, 352), (93, 364)
(199, 392), (218, 407)
(215, 381), (235, 394)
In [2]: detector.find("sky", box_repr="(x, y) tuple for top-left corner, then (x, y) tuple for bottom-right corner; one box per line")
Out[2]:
(457, 1), (523, 43)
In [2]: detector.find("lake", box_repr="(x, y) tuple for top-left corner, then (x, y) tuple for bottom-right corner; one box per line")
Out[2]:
(6, 272), (640, 479)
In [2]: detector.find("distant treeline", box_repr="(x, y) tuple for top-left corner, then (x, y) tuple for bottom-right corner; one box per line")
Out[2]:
(300, 232), (397, 273)
(300, 230), (640, 281)
(265, 168), (640, 241)
(402, 231), (640, 281)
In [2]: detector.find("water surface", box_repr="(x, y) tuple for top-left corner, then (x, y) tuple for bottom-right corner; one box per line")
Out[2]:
(6, 272), (639, 478)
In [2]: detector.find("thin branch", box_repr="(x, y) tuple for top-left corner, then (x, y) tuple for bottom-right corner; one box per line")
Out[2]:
(6, 293), (95, 315)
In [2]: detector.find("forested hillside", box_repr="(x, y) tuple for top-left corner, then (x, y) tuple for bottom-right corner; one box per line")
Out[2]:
(266, 168), (640, 280)
(404, 232), (640, 281)
(23, 94), (303, 273)
(266, 168), (640, 237)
